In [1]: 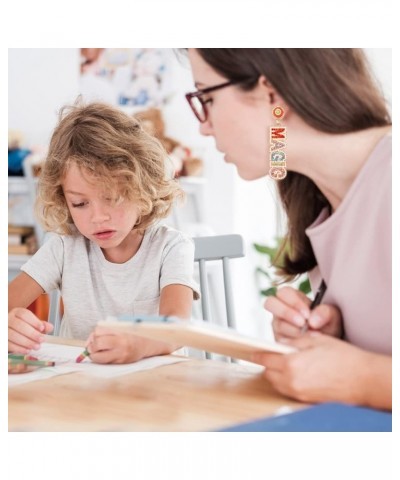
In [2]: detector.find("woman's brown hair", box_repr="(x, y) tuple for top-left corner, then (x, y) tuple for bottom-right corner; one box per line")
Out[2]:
(36, 101), (183, 235)
(195, 48), (391, 277)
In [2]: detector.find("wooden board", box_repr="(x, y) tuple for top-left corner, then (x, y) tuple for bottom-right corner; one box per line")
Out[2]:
(98, 319), (295, 362)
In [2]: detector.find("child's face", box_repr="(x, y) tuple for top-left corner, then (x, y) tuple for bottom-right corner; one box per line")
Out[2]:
(62, 163), (141, 251)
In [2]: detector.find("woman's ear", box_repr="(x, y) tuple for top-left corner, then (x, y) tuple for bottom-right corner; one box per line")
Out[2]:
(258, 75), (275, 103)
(258, 75), (286, 109)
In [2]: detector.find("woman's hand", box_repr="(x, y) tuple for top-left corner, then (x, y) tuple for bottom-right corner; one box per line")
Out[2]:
(85, 326), (176, 364)
(266, 286), (343, 341)
(8, 307), (53, 354)
(252, 333), (392, 409)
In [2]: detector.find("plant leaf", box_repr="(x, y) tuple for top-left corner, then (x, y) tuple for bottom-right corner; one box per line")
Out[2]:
(255, 267), (271, 278)
(261, 287), (277, 297)
(298, 278), (311, 295)
(253, 243), (277, 259)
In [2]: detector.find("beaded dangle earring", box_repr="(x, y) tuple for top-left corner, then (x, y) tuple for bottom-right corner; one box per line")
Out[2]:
(269, 106), (287, 180)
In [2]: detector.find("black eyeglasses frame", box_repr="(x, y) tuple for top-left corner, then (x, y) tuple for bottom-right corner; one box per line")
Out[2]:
(185, 80), (239, 123)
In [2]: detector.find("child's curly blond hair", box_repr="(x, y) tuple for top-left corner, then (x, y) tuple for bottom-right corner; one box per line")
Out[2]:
(36, 101), (183, 235)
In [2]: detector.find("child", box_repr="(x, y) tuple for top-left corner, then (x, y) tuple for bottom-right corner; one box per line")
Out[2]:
(8, 101), (199, 364)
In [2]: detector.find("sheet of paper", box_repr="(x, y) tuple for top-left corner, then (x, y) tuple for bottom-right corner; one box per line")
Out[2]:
(8, 342), (188, 387)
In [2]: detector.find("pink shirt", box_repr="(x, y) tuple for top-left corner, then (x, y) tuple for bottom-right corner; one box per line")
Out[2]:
(306, 134), (391, 355)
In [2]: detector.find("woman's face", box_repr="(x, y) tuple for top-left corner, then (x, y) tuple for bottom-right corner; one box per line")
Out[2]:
(188, 49), (271, 180)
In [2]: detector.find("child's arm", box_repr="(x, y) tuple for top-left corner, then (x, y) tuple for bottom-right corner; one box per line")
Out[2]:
(87, 284), (194, 364)
(8, 272), (54, 353)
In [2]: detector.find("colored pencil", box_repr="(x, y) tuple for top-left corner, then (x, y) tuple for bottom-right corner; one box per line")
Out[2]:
(75, 348), (90, 363)
(8, 358), (55, 367)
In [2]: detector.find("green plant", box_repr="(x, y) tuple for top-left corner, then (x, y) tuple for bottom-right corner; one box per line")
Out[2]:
(253, 237), (311, 297)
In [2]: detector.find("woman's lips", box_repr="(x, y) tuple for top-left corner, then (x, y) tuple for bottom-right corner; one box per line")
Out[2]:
(93, 230), (115, 240)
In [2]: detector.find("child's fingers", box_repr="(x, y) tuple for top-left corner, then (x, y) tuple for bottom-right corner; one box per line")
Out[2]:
(8, 327), (42, 352)
(88, 334), (122, 363)
(89, 332), (117, 353)
(89, 349), (118, 364)
(10, 308), (46, 334)
(7, 340), (30, 355)
(265, 295), (306, 328)
(42, 322), (54, 334)
(8, 312), (45, 346)
(85, 332), (95, 348)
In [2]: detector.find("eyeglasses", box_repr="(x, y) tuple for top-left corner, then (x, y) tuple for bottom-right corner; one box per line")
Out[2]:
(185, 80), (238, 123)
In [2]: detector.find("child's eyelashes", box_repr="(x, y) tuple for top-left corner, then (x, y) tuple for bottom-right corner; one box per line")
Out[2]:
(71, 202), (87, 208)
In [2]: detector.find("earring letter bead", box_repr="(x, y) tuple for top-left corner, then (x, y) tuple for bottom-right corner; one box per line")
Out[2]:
(269, 106), (287, 180)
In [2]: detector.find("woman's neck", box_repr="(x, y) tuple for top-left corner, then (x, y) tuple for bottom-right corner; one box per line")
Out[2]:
(286, 123), (391, 211)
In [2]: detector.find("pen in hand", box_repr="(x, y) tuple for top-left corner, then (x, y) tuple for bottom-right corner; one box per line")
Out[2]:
(300, 279), (327, 334)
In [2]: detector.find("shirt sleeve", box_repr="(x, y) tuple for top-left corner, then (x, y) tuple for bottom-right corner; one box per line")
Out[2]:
(160, 233), (200, 300)
(20, 233), (64, 293)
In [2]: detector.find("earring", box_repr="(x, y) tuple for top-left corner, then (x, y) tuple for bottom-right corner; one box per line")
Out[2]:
(269, 106), (287, 180)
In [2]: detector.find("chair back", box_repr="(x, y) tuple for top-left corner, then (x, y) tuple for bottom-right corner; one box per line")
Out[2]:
(194, 234), (245, 330)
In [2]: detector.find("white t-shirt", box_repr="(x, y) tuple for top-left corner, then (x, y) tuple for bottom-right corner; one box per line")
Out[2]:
(21, 223), (200, 340)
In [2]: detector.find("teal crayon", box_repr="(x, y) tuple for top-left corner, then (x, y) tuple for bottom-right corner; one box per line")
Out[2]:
(75, 348), (90, 363)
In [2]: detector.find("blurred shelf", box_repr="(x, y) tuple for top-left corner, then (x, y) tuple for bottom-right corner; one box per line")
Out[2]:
(8, 176), (29, 194)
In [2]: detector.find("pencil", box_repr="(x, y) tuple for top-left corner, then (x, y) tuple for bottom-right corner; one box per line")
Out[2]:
(75, 348), (90, 363)
(301, 279), (328, 334)
(8, 354), (38, 361)
(8, 358), (55, 367)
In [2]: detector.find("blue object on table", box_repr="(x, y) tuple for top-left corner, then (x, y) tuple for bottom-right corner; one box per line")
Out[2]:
(218, 402), (392, 432)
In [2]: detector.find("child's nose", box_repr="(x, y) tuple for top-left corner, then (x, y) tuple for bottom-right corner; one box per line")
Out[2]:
(91, 205), (110, 223)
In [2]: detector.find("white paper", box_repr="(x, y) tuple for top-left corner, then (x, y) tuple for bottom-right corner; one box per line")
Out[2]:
(8, 342), (188, 387)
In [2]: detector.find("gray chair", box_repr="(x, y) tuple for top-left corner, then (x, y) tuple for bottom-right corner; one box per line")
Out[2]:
(193, 234), (245, 360)
(48, 289), (62, 335)
(193, 234), (244, 330)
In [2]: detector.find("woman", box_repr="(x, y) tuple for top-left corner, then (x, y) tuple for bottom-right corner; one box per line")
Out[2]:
(184, 49), (391, 410)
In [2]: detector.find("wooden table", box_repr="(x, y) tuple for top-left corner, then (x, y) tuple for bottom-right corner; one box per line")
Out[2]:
(8, 358), (305, 431)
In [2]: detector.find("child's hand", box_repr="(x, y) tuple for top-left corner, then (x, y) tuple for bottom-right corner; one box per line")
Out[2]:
(265, 286), (343, 341)
(8, 307), (54, 354)
(85, 326), (174, 364)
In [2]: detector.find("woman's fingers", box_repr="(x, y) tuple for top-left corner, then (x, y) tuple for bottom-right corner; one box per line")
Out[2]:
(276, 287), (311, 317)
(265, 295), (307, 328)
(266, 287), (311, 340)
(272, 317), (303, 340)
(309, 304), (343, 337)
